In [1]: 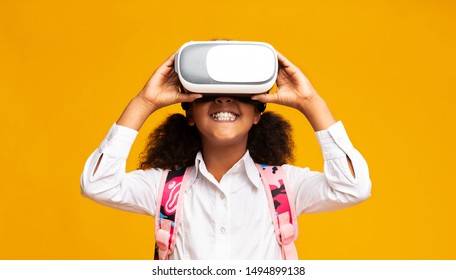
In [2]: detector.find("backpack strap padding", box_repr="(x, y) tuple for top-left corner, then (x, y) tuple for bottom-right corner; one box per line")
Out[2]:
(256, 164), (298, 260)
(154, 167), (191, 260)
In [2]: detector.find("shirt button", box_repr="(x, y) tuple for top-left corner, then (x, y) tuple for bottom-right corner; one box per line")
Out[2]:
(220, 193), (225, 200)
(220, 227), (226, 234)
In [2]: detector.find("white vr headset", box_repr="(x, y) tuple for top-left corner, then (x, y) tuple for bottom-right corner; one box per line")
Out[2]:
(175, 41), (278, 95)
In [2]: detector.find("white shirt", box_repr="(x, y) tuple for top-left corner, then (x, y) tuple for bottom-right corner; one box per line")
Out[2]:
(80, 121), (371, 259)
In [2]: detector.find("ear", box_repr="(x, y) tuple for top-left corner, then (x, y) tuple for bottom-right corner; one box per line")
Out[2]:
(253, 110), (261, 125)
(186, 108), (195, 126)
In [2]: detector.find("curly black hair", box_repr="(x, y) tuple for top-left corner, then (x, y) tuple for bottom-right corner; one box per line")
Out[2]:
(139, 111), (294, 170)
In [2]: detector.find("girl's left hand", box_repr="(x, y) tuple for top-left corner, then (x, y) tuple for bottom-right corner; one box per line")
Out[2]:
(252, 51), (336, 131)
(251, 51), (319, 113)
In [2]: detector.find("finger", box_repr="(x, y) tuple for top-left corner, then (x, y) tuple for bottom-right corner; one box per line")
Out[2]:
(276, 50), (294, 69)
(277, 51), (306, 76)
(155, 51), (178, 75)
(251, 93), (279, 104)
(276, 51), (310, 83)
(163, 51), (178, 67)
(178, 93), (203, 103)
(167, 68), (179, 80)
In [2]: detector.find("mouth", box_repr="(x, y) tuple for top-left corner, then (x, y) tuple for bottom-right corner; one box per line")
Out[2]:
(210, 112), (239, 122)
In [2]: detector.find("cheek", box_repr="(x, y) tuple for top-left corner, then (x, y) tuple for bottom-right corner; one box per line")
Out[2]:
(191, 103), (208, 122)
(240, 104), (260, 124)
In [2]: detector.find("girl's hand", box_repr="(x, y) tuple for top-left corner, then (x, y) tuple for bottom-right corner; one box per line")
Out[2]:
(251, 51), (318, 113)
(252, 51), (336, 131)
(116, 52), (202, 131)
(138, 52), (202, 112)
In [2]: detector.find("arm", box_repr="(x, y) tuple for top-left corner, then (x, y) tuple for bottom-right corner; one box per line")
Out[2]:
(284, 121), (371, 214)
(80, 124), (161, 215)
(252, 51), (355, 177)
(116, 52), (202, 131)
(80, 52), (201, 213)
(92, 52), (202, 175)
(252, 51), (371, 213)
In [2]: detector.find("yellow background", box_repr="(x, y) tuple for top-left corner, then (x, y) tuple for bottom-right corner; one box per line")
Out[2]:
(1, 0), (455, 259)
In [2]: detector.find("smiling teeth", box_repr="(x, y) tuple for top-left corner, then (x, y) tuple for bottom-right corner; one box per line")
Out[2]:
(211, 112), (238, 121)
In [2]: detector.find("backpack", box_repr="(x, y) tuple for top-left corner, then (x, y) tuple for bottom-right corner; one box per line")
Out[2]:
(154, 164), (298, 260)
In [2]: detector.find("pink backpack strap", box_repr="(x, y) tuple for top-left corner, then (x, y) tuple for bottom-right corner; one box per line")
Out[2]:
(256, 164), (298, 260)
(154, 167), (191, 260)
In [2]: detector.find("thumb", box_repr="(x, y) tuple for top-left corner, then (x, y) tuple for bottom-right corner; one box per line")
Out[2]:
(251, 93), (278, 104)
(179, 93), (203, 103)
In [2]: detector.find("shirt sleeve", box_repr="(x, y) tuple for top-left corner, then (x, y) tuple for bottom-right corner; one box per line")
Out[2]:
(284, 121), (372, 214)
(80, 123), (162, 216)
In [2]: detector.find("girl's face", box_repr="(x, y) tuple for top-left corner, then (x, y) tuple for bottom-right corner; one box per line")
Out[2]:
(189, 96), (261, 147)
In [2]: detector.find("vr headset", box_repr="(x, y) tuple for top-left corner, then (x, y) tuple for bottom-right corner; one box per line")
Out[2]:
(175, 41), (277, 111)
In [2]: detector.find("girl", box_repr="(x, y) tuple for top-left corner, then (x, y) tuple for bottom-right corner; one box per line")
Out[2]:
(80, 50), (371, 259)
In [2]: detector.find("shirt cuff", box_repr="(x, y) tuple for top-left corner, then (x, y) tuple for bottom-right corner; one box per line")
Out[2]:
(99, 123), (139, 159)
(315, 121), (355, 160)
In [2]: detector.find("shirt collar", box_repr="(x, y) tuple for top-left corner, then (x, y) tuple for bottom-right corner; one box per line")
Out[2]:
(187, 150), (262, 189)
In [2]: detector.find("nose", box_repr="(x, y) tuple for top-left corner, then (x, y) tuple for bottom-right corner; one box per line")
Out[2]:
(214, 96), (233, 104)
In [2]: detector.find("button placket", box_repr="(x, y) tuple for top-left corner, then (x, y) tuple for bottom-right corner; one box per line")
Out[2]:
(214, 176), (232, 258)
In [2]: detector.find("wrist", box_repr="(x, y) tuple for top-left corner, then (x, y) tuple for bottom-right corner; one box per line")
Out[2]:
(116, 95), (156, 131)
(137, 90), (159, 113)
(298, 94), (336, 131)
(296, 92), (320, 114)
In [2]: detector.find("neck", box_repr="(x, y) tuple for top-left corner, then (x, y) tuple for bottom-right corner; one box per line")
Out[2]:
(201, 142), (247, 182)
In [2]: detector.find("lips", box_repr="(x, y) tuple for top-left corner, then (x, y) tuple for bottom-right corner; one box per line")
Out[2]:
(210, 112), (239, 122)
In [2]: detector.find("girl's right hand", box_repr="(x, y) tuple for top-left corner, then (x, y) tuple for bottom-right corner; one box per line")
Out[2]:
(138, 52), (202, 112)
(116, 52), (202, 131)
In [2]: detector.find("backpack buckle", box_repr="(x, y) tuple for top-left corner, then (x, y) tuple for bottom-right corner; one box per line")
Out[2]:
(156, 228), (171, 250)
(156, 219), (172, 258)
(278, 212), (295, 245)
